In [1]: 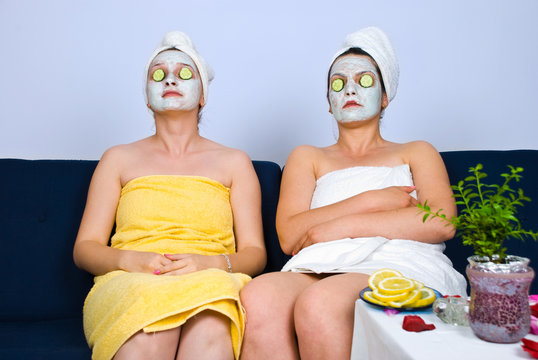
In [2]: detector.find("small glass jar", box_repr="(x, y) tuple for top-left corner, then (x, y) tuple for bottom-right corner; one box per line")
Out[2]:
(466, 255), (534, 343)
(433, 296), (469, 326)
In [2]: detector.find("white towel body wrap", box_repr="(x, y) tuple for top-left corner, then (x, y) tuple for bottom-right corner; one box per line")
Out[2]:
(281, 164), (468, 296)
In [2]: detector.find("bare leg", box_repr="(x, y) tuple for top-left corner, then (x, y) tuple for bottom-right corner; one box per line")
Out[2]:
(113, 327), (180, 360)
(176, 310), (233, 360)
(294, 273), (369, 360)
(240, 272), (322, 360)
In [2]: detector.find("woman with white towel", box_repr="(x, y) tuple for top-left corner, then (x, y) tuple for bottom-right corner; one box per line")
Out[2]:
(240, 27), (466, 360)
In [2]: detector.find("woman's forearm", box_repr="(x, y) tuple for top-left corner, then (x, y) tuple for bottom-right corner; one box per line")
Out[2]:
(332, 206), (455, 244)
(73, 240), (126, 276)
(228, 246), (267, 276)
(277, 186), (418, 254)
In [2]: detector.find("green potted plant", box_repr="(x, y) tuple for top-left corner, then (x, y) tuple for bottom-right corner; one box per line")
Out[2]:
(419, 164), (537, 343)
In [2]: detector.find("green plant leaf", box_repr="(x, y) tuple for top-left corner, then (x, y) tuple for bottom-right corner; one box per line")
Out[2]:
(416, 163), (537, 262)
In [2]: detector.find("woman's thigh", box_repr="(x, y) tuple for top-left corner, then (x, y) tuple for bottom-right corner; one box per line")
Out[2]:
(241, 271), (322, 325)
(177, 310), (233, 360)
(113, 327), (180, 360)
(294, 273), (369, 358)
(240, 271), (322, 359)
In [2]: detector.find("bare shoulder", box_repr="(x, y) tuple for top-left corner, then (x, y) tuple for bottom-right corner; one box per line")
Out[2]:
(402, 140), (438, 154)
(213, 146), (259, 190)
(400, 140), (450, 188)
(98, 142), (141, 171)
(221, 146), (253, 171)
(288, 144), (320, 160)
(400, 140), (442, 164)
(285, 144), (321, 170)
(202, 138), (252, 169)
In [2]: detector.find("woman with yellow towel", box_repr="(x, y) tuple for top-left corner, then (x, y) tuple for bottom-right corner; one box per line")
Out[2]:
(73, 31), (266, 360)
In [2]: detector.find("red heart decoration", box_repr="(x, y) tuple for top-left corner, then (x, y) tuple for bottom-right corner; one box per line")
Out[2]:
(402, 315), (435, 332)
(522, 338), (538, 358)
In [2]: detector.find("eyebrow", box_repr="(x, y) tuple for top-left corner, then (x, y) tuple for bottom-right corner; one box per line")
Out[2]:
(331, 70), (375, 77)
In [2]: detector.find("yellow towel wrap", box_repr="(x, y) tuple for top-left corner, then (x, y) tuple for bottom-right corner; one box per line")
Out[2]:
(83, 176), (251, 360)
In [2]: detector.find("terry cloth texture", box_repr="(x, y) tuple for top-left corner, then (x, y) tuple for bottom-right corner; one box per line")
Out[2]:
(281, 165), (467, 296)
(83, 175), (250, 360)
(331, 27), (399, 103)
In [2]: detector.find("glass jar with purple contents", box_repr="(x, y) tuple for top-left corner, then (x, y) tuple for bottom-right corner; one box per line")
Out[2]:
(466, 255), (535, 343)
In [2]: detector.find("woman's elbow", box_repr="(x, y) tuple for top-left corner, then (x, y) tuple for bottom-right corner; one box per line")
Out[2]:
(436, 223), (456, 242)
(278, 237), (294, 256)
(275, 220), (295, 255)
(72, 244), (83, 269)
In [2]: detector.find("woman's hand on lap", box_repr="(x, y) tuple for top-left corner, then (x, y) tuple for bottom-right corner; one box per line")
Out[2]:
(159, 253), (217, 275)
(120, 250), (172, 274)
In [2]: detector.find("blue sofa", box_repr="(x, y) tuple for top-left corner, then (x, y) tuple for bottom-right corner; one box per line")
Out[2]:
(0, 150), (536, 359)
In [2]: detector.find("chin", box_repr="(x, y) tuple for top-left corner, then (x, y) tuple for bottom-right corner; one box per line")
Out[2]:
(336, 117), (367, 124)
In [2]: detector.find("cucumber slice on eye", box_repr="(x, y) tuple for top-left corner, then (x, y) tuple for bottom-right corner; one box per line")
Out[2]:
(359, 74), (374, 88)
(179, 67), (193, 80)
(331, 78), (344, 92)
(152, 69), (165, 82)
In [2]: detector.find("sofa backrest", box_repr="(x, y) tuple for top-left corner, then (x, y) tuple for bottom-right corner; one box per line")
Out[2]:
(0, 159), (286, 321)
(1, 151), (535, 320)
(0, 160), (96, 321)
(440, 150), (538, 294)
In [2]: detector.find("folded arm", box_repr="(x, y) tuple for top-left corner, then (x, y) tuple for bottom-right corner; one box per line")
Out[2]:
(277, 142), (456, 255)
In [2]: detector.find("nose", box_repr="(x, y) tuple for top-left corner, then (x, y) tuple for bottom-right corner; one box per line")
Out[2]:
(345, 79), (357, 96)
(165, 74), (177, 86)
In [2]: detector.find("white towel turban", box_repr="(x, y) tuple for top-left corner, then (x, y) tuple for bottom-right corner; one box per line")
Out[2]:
(145, 31), (214, 106)
(331, 27), (399, 103)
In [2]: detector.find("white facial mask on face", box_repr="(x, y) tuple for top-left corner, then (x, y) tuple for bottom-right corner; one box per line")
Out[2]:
(329, 56), (383, 123)
(146, 50), (202, 112)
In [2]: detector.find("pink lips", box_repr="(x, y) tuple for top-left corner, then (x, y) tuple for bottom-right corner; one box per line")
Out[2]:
(162, 90), (181, 98)
(343, 100), (361, 108)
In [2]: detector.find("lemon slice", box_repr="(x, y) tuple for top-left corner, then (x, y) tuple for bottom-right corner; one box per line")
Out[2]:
(152, 69), (165, 82)
(377, 277), (415, 295)
(413, 280), (424, 289)
(388, 289), (421, 308)
(412, 287), (436, 307)
(331, 78), (344, 92)
(362, 290), (389, 306)
(371, 287), (410, 302)
(179, 67), (193, 80)
(359, 74), (373, 88)
(368, 269), (404, 290)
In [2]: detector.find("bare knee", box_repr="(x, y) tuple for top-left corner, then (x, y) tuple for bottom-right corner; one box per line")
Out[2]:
(241, 276), (283, 331)
(183, 311), (230, 342)
(177, 311), (233, 360)
(114, 328), (180, 360)
(294, 286), (329, 338)
(294, 284), (354, 338)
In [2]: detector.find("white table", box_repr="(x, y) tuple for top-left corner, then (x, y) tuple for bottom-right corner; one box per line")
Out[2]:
(351, 299), (537, 360)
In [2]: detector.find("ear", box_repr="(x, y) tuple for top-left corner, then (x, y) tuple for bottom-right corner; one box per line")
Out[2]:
(381, 93), (389, 110)
(147, 103), (151, 109)
(199, 98), (205, 108)
(328, 104), (333, 114)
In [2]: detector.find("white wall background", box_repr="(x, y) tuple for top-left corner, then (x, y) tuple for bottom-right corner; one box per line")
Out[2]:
(1, 0), (537, 166)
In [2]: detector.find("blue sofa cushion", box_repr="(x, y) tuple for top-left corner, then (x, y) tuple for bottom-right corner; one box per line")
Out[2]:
(253, 160), (291, 272)
(0, 317), (90, 360)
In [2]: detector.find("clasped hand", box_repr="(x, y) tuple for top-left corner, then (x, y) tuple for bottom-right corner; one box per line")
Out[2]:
(122, 250), (216, 276)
